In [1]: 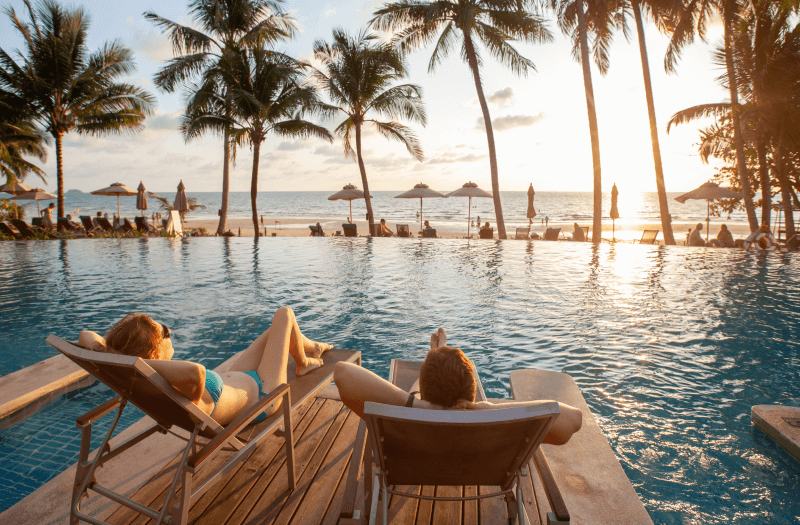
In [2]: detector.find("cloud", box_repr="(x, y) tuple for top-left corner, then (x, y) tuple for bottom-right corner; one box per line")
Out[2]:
(146, 111), (183, 132)
(277, 141), (308, 151)
(487, 87), (515, 107)
(476, 113), (545, 132)
(427, 153), (487, 165)
(325, 8), (336, 17)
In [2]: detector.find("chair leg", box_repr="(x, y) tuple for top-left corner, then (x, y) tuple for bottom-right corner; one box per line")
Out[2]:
(381, 475), (388, 525)
(368, 471), (381, 525)
(172, 469), (193, 525)
(282, 391), (296, 490)
(71, 422), (94, 525)
(155, 424), (201, 525)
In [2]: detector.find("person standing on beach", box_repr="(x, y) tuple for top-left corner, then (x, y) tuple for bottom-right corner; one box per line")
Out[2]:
(40, 203), (55, 230)
(545, 216), (549, 227)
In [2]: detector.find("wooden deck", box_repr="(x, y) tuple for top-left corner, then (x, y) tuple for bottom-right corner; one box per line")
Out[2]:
(104, 394), (551, 525)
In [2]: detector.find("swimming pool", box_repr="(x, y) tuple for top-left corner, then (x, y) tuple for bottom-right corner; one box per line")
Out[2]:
(0, 238), (798, 522)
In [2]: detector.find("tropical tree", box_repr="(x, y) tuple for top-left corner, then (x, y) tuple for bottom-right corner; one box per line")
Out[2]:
(665, 0), (760, 231)
(145, 0), (297, 235)
(147, 191), (207, 216)
(0, 0), (154, 217)
(184, 48), (332, 238)
(546, 0), (624, 243)
(0, 91), (48, 185)
(371, 0), (552, 239)
(311, 29), (426, 234)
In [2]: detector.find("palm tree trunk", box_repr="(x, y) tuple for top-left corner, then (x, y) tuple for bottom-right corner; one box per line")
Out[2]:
(464, 34), (506, 239)
(54, 131), (65, 218)
(251, 141), (261, 239)
(217, 99), (232, 235)
(355, 123), (375, 235)
(723, 5), (759, 231)
(756, 141), (771, 225)
(577, 0), (603, 244)
(775, 136), (796, 250)
(633, 1), (675, 245)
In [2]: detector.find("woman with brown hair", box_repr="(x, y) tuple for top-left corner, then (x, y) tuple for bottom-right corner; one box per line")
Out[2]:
(78, 306), (332, 425)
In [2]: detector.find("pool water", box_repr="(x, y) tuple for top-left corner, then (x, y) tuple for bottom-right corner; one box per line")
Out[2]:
(0, 238), (798, 523)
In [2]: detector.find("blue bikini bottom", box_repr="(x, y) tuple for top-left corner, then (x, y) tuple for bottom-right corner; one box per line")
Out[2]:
(243, 371), (269, 423)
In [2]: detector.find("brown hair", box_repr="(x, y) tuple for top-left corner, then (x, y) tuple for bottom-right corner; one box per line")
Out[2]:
(102, 314), (163, 359)
(419, 346), (476, 408)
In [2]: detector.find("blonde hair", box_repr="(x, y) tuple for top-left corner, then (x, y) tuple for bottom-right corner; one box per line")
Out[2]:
(101, 314), (164, 359)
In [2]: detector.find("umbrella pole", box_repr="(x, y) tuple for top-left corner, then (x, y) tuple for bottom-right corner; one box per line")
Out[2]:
(349, 201), (352, 223)
(37, 201), (41, 215)
(613, 218), (615, 241)
(420, 199), (423, 231)
(706, 201), (710, 243)
(14, 195), (18, 219)
(118, 195), (121, 218)
(468, 197), (471, 238)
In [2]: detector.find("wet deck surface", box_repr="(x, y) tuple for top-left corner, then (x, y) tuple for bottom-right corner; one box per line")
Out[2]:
(105, 396), (548, 525)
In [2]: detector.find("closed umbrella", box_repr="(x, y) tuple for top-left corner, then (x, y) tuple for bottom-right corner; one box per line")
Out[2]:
(16, 188), (56, 215)
(395, 183), (448, 231)
(136, 182), (148, 216)
(526, 184), (537, 227)
(173, 180), (188, 219)
(447, 181), (493, 238)
(91, 182), (137, 217)
(0, 181), (33, 219)
(328, 183), (371, 222)
(610, 183), (620, 241)
(676, 182), (743, 242)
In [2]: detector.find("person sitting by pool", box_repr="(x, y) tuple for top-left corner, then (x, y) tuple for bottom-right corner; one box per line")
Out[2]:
(380, 218), (394, 237)
(334, 328), (583, 445)
(92, 211), (103, 228)
(572, 222), (586, 242)
(709, 224), (735, 248)
(688, 223), (705, 246)
(479, 222), (493, 239)
(78, 306), (333, 426)
(743, 223), (777, 251)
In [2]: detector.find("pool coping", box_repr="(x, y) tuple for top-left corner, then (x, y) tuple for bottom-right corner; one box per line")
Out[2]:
(0, 354), (95, 430)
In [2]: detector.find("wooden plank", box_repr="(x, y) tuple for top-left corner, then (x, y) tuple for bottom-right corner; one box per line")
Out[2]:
(430, 486), (460, 525)
(230, 399), (344, 525)
(528, 458), (551, 525)
(413, 486), (435, 525)
(462, 486), (478, 525)
(752, 405), (800, 462)
(275, 408), (358, 525)
(188, 398), (321, 524)
(510, 369), (654, 524)
(320, 434), (364, 525)
(478, 485), (507, 525)
(519, 464), (541, 525)
(385, 486), (421, 525)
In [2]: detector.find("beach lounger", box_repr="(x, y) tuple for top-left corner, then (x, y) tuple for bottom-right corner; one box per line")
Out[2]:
(135, 216), (158, 235)
(31, 217), (44, 228)
(343, 223), (358, 237)
(396, 224), (410, 237)
(11, 219), (53, 239)
(122, 218), (135, 234)
(579, 226), (589, 241)
(97, 217), (116, 232)
(165, 210), (183, 236)
(45, 335), (361, 525)
(639, 229), (659, 244)
(0, 221), (22, 239)
(479, 227), (494, 239)
(421, 228), (437, 238)
(80, 216), (101, 236)
(544, 228), (561, 241)
(515, 227), (530, 240)
(309, 225), (325, 236)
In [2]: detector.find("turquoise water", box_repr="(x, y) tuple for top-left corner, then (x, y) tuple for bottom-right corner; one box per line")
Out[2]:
(0, 237), (798, 522)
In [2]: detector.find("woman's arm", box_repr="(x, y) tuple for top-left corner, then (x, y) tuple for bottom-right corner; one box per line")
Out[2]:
(459, 399), (583, 445)
(143, 360), (206, 404)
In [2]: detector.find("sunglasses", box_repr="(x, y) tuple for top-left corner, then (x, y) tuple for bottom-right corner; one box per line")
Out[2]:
(160, 323), (171, 339)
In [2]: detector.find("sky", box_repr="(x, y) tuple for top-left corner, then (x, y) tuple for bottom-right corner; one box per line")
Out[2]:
(0, 0), (730, 193)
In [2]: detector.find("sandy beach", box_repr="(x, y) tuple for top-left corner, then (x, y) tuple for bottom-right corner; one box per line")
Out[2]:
(185, 216), (756, 244)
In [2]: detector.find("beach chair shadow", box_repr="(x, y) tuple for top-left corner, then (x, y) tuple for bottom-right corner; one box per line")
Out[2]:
(339, 360), (568, 525)
(639, 229), (659, 244)
(45, 335), (360, 525)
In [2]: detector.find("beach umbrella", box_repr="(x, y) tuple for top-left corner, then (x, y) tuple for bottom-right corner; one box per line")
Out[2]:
(610, 183), (620, 241)
(0, 181), (33, 219)
(526, 184), (537, 227)
(328, 183), (371, 222)
(136, 182), (148, 216)
(447, 181), (492, 238)
(676, 182), (743, 242)
(15, 188), (56, 215)
(395, 183), (448, 231)
(173, 180), (188, 219)
(91, 182), (137, 217)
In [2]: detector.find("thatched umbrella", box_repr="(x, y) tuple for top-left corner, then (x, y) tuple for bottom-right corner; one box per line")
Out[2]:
(526, 184), (537, 227)
(0, 181), (33, 219)
(328, 183), (371, 222)
(16, 188), (56, 215)
(676, 182), (743, 242)
(610, 183), (620, 241)
(395, 183), (448, 231)
(91, 182), (137, 217)
(447, 182), (492, 238)
(173, 180), (188, 219)
(136, 182), (148, 216)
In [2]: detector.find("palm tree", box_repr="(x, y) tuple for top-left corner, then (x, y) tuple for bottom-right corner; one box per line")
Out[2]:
(184, 48), (332, 238)
(371, 0), (552, 239)
(145, 0), (297, 235)
(147, 192), (208, 216)
(0, 91), (48, 184)
(546, 0), (624, 243)
(665, 0), (760, 231)
(0, 0), (154, 218)
(311, 29), (427, 234)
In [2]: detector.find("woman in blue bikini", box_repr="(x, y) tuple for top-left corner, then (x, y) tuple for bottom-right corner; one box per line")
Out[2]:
(79, 306), (332, 426)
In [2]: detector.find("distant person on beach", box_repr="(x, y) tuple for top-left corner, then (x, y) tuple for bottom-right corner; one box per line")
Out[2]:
(709, 224), (735, 248)
(545, 216), (549, 227)
(66, 214), (80, 230)
(315, 222), (325, 236)
(113, 214), (120, 228)
(334, 328), (583, 444)
(380, 218), (394, 237)
(688, 223), (705, 246)
(92, 211), (102, 228)
(40, 203), (55, 230)
(572, 222), (585, 242)
(79, 307), (334, 426)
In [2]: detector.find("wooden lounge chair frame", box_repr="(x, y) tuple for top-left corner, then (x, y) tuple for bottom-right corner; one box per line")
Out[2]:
(46, 335), (361, 525)
(479, 227), (494, 239)
(122, 218), (136, 234)
(135, 216), (158, 235)
(96, 217), (116, 232)
(0, 221), (22, 239)
(515, 227), (530, 240)
(421, 228), (437, 238)
(396, 224), (410, 237)
(342, 223), (358, 237)
(543, 228), (561, 241)
(11, 218), (54, 239)
(80, 216), (101, 236)
(309, 225), (325, 236)
(639, 229), (659, 244)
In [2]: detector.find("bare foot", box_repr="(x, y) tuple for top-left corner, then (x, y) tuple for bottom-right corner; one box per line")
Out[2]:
(436, 328), (447, 348)
(304, 342), (333, 359)
(296, 357), (323, 376)
(430, 332), (438, 350)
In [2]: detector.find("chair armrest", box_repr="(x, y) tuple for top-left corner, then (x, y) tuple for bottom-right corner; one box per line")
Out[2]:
(76, 396), (123, 426)
(532, 448), (569, 521)
(188, 383), (290, 469)
(339, 419), (368, 520)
